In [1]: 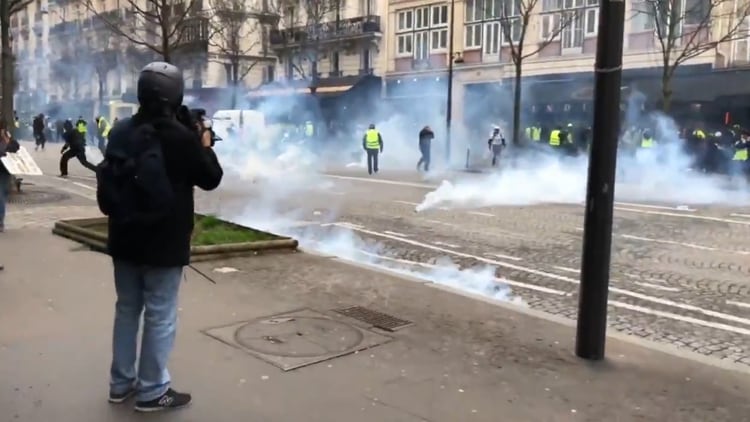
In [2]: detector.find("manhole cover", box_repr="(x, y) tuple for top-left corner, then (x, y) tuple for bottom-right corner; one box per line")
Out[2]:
(8, 189), (71, 205)
(334, 306), (413, 332)
(203, 308), (393, 371)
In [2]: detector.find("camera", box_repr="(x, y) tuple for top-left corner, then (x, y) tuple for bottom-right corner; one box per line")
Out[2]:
(177, 106), (222, 146)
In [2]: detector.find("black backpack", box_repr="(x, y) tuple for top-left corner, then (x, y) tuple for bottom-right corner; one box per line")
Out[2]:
(96, 122), (175, 226)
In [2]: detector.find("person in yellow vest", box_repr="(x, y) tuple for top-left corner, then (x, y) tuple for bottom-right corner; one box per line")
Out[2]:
(525, 124), (541, 143)
(732, 132), (749, 176)
(549, 125), (562, 149)
(76, 116), (89, 145)
(362, 123), (383, 175)
(640, 130), (656, 148)
(95, 115), (112, 155)
(304, 121), (314, 138)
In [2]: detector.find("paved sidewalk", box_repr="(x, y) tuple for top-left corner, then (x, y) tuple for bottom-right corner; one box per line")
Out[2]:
(2, 228), (750, 422)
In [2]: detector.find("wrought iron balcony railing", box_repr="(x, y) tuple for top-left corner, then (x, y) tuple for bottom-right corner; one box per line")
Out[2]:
(269, 15), (381, 48)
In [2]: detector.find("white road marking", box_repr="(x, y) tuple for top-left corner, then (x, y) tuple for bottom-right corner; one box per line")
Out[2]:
(633, 282), (680, 292)
(325, 174), (435, 189)
(611, 300), (750, 337)
(615, 201), (696, 212)
(553, 266), (580, 274)
(384, 230), (410, 237)
(727, 300), (750, 309)
(620, 234), (749, 255)
(433, 241), (461, 248)
(394, 200), (419, 206)
(730, 213), (750, 219)
(72, 181), (96, 191)
(615, 207), (750, 225)
(486, 253), (523, 261)
(334, 222), (750, 327)
(468, 211), (495, 217)
(356, 250), (568, 296)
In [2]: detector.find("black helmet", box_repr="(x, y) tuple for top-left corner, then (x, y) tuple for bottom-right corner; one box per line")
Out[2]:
(137, 61), (184, 110)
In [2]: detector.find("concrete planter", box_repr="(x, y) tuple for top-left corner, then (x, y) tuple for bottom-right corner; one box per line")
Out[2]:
(52, 215), (298, 262)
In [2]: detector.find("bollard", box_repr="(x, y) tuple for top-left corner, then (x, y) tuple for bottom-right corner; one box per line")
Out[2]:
(465, 148), (470, 169)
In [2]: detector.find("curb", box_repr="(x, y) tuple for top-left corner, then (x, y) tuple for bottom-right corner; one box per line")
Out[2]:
(52, 217), (299, 262)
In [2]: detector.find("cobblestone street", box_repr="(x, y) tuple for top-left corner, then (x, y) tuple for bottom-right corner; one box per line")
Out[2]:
(14, 145), (750, 368)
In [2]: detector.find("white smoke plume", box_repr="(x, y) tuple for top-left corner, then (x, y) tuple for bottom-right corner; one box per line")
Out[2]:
(204, 90), (521, 304)
(416, 110), (750, 212)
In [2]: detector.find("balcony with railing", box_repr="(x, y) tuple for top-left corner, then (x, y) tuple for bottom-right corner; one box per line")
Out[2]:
(173, 16), (210, 52)
(269, 15), (381, 50)
(49, 21), (80, 36)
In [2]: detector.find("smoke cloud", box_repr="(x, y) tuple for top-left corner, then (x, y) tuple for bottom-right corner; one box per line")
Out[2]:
(416, 103), (750, 212)
(203, 91), (521, 305)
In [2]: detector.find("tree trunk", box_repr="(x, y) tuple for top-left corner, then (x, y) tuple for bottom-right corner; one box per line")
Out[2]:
(230, 61), (239, 109)
(512, 60), (523, 146)
(98, 73), (105, 114)
(661, 70), (672, 113)
(0, 0), (14, 127)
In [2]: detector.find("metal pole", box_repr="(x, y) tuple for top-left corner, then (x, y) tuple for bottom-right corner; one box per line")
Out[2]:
(445, 0), (455, 164)
(575, 0), (626, 361)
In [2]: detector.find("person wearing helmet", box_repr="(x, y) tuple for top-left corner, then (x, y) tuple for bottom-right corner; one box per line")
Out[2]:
(101, 62), (223, 413)
(487, 126), (506, 167)
(362, 123), (383, 175)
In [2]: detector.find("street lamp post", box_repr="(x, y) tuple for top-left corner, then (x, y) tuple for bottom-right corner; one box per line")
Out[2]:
(575, 0), (626, 361)
(445, 0), (455, 165)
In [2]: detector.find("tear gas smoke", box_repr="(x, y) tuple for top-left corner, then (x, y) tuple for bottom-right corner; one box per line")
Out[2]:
(416, 110), (750, 212)
(204, 90), (521, 304)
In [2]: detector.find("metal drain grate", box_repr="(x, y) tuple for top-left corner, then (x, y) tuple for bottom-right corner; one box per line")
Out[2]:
(8, 190), (71, 205)
(334, 306), (413, 332)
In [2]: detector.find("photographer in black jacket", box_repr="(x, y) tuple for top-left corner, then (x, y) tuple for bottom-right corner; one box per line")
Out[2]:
(98, 62), (223, 412)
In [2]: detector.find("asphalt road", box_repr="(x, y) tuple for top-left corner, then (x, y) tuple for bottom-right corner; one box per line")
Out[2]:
(18, 142), (750, 365)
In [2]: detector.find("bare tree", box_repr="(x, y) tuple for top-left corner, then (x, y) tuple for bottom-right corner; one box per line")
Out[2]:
(635, 0), (750, 111)
(89, 37), (118, 111)
(272, 0), (342, 83)
(83, 0), (201, 62)
(0, 0), (31, 125)
(209, 0), (264, 107)
(492, 0), (578, 145)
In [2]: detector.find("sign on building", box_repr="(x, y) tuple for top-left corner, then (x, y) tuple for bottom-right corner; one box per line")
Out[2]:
(1, 146), (43, 176)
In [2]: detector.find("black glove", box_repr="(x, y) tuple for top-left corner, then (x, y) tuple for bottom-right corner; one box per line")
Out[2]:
(175, 105), (197, 132)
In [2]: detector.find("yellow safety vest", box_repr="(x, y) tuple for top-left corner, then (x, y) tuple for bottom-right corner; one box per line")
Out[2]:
(641, 137), (655, 148)
(526, 126), (541, 141)
(305, 123), (314, 137)
(14, 120), (19, 128)
(365, 129), (380, 149)
(693, 129), (705, 139)
(549, 130), (561, 146)
(77, 122), (87, 134)
(733, 148), (748, 161)
(99, 118), (111, 137)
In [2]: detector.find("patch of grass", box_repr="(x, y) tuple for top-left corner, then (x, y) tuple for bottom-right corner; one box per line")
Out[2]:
(81, 216), (279, 246)
(192, 215), (278, 246)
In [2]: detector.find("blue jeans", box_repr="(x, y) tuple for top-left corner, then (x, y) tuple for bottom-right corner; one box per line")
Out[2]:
(110, 260), (183, 401)
(0, 172), (10, 227)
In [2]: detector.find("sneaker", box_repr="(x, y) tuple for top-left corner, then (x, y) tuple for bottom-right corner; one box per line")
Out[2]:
(108, 387), (136, 404)
(134, 388), (192, 413)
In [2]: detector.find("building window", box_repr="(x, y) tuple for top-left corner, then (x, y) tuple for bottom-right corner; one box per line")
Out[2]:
(465, 23), (482, 48)
(630, 0), (655, 32)
(484, 21), (500, 55)
(395, 3), (451, 58)
(361, 48), (372, 71)
(463, 0), (523, 53)
(540, 0), (597, 49)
